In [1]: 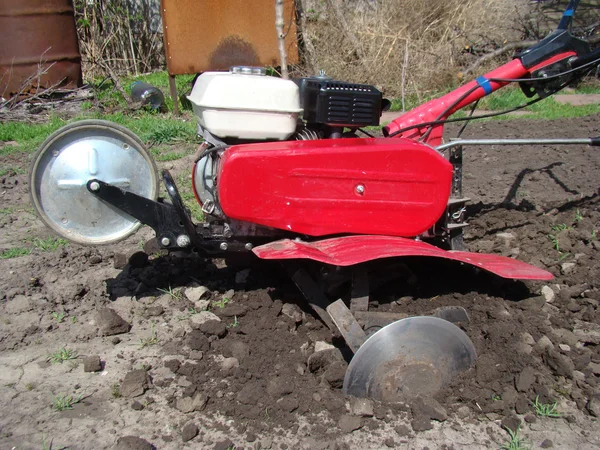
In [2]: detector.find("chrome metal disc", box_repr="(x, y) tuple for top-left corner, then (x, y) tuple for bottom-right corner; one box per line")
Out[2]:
(343, 316), (476, 402)
(29, 120), (159, 245)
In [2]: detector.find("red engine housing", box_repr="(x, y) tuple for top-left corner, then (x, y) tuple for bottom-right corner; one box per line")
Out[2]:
(217, 138), (452, 237)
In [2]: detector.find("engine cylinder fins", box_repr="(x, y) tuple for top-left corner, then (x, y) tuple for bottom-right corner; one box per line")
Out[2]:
(29, 119), (159, 245)
(343, 316), (476, 401)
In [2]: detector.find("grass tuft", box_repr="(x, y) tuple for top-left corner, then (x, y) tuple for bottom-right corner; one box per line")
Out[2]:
(531, 396), (561, 418)
(500, 426), (531, 450)
(48, 347), (78, 364)
(0, 247), (31, 259)
(51, 393), (82, 411)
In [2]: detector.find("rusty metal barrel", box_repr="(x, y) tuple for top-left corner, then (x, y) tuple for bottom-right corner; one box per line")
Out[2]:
(0, 0), (82, 100)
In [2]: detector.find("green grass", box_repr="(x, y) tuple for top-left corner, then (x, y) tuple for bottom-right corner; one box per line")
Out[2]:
(30, 237), (68, 252)
(51, 393), (82, 411)
(500, 426), (531, 450)
(48, 347), (78, 364)
(139, 322), (160, 348)
(212, 296), (231, 309)
(0, 247), (31, 259)
(0, 166), (25, 177)
(531, 396), (561, 418)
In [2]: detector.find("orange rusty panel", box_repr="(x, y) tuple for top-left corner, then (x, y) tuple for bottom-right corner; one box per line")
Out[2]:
(161, 0), (298, 75)
(0, 0), (82, 99)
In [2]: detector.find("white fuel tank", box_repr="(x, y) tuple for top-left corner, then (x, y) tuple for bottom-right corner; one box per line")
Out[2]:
(187, 67), (302, 140)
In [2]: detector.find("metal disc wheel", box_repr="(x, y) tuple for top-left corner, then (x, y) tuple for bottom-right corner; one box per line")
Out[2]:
(343, 316), (476, 401)
(29, 120), (159, 245)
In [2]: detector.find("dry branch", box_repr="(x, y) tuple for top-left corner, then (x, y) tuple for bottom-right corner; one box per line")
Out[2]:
(275, 0), (289, 79)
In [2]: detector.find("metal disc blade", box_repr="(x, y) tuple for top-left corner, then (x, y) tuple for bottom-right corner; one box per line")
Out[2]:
(343, 316), (476, 402)
(29, 120), (158, 245)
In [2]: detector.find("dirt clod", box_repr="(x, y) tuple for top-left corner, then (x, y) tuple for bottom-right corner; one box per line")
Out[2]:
(82, 355), (102, 372)
(541, 439), (554, 448)
(501, 415), (521, 434)
(97, 307), (131, 336)
(181, 422), (199, 442)
(338, 414), (362, 433)
(115, 436), (154, 450)
(120, 369), (150, 398)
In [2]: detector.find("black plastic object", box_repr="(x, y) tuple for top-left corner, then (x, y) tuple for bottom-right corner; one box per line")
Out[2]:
(591, 136), (600, 147)
(298, 77), (382, 127)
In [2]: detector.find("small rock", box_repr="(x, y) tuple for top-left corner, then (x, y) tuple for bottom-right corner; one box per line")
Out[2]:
(411, 415), (433, 432)
(185, 285), (210, 302)
(501, 415), (521, 434)
(281, 303), (303, 323)
(219, 304), (248, 317)
(515, 396), (529, 414)
(181, 422), (199, 442)
(323, 361), (347, 389)
(235, 269), (251, 285)
(307, 348), (344, 373)
(561, 262), (576, 275)
(187, 330), (210, 351)
(558, 344), (571, 352)
(456, 405), (471, 419)
(395, 424), (411, 436)
(112, 337), (121, 345)
(540, 439), (553, 448)
(573, 370), (585, 381)
(194, 300), (210, 311)
(146, 306), (164, 317)
(190, 311), (221, 329)
(237, 381), (263, 405)
(517, 296), (545, 311)
(97, 308), (131, 336)
(348, 397), (374, 417)
(189, 350), (203, 360)
(176, 392), (208, 413)
(295, 363), (305, 375)
(115, 436), (153, 450)
(221, 357), (239, 372)
(131, 400), (144, 411)
(524, 414), (537, 423)
(113, 253), (128, 270)
(411, 396), (447, 422)
(573, 321), (600, 345)
(515, 366), (536, 392)
(314, 341), (335, 352)
(199, 320), (227, 338)
(588, 362), (600, 375)
(383, 437), (395, 448)
(120, 370), (149, 398)
(541, 286), (555, 303)
(587, 394), (600, 417)
(82, 355), (102, 372)
(246, 433), (257, 443)
(496, 232), (516, 247)
(267, 377), (293, 397)
(260, 437), (273, 449)
(89, 254), (102, 264)
(227, 340), (250, 361)
(215, 439), (235, 450)
(277, 395), (299, 412)
(545, 348), (575, 378)
(534, 336), (554, 353)
(338, 414), (362, 433)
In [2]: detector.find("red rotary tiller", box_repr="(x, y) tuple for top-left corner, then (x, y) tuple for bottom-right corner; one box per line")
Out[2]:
(30, 1), (600, 401)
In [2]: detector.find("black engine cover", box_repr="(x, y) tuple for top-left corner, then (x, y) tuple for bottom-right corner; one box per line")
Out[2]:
(297, 77), (382, 127)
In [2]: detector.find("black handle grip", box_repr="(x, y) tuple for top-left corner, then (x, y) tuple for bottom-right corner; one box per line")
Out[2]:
(591, 136), (600, 147)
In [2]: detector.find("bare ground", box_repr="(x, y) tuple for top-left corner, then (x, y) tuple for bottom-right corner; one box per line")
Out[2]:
(1, 114), (600, 449)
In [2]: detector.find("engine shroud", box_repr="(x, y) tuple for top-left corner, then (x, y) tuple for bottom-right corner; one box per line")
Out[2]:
(217, 138), (453, 237)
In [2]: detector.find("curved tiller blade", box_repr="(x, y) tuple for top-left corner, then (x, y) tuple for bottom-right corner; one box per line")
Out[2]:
(342, 316), (476, 402)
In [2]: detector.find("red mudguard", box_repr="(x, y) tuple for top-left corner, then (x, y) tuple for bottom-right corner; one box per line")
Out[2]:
(253, 235), (553, 280)
(218, 138), (452, 237)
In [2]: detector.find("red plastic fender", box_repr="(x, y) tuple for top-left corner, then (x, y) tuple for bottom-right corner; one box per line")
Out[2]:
(252, 235), (553, 280)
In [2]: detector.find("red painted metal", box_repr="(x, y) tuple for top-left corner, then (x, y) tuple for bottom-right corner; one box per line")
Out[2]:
(382, 52), (575, 146)
(253, 236), (553, 280)
(218, 138), (453, 237)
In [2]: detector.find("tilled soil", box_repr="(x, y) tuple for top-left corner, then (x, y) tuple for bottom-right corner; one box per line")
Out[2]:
(0, 114), (599, 449)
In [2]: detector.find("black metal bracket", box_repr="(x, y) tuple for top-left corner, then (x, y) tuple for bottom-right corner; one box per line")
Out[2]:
(86, 172), (196, 250)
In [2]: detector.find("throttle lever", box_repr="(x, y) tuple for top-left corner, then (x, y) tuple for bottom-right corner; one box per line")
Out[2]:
(591, 137), (600, 147)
